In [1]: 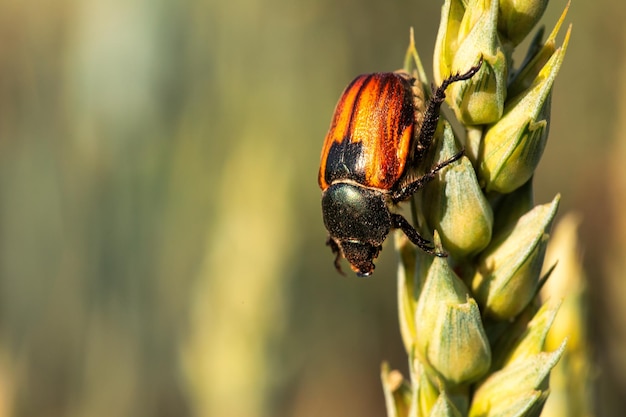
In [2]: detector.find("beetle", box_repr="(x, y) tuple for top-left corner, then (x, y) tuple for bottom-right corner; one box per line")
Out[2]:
(318, 58), (482, 276)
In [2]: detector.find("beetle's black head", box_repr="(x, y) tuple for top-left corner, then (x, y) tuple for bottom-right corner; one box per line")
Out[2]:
(321, 183), (391, 276)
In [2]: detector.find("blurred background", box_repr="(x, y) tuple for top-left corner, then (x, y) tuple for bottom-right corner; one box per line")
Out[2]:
(0, 0), (624, 416)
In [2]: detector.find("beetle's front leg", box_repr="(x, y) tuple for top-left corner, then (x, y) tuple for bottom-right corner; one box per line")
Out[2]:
(391, 214), (446, 257)
(326, 236), (345, 275)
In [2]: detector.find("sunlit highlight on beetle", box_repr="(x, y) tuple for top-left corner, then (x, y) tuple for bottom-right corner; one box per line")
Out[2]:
(318, 59), (483, 276)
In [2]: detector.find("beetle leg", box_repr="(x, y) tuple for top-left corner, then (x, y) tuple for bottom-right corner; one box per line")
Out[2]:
(391, 214), (446, 257)
(392, 150), (464, 203)
(415, 57), (483, 160)
(326, 236), (345, 275)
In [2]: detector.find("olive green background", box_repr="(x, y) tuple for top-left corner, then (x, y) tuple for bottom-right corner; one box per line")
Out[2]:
(0, 1), (623, 416)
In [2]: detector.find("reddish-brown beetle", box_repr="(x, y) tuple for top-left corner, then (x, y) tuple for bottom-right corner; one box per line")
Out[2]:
(318, 59), (482, 276)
